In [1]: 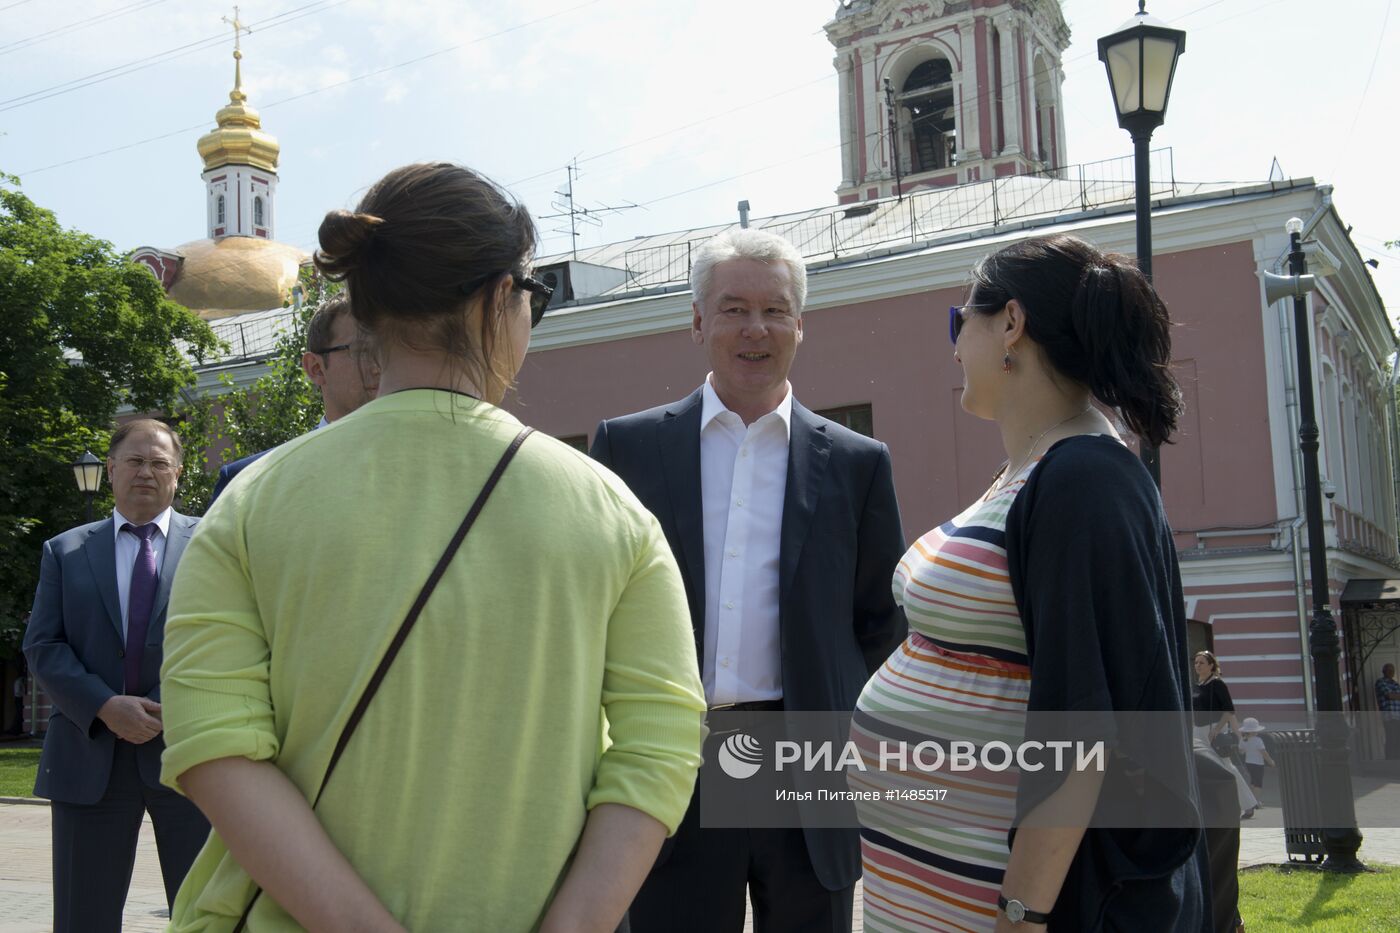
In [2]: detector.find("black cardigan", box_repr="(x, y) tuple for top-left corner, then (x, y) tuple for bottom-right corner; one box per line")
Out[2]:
(1005, 435), (1205, 932)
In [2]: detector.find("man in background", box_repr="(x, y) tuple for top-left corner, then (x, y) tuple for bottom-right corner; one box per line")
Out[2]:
(23, 420), (211, 932)
(1377, 662), (1400, 759)
(210, 293), (378, 501)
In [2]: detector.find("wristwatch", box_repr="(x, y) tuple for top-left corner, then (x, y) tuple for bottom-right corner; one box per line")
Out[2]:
(998, 894), (1051, 925)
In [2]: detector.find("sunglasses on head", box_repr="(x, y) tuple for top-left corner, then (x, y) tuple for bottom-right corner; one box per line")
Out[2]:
(460, 270), (554, 328)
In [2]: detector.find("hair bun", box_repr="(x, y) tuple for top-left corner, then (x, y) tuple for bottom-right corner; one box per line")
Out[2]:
(315, 209), (384, 280)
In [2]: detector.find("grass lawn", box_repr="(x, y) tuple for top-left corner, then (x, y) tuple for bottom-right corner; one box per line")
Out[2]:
(1240, 864), (1400, 931)
(0, 747), (39, 797)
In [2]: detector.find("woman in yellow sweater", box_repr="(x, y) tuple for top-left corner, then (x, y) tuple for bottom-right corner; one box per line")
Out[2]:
(160, 163), (707, 932)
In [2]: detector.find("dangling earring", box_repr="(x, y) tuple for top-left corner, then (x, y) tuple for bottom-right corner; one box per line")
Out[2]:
(1002, 351), (1013, 374)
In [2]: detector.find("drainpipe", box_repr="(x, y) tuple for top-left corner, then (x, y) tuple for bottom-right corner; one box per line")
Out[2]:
(1388, 356), (1400, 546)
(1274, 187), (1332, 715)
(1289, 515), (1317, 714)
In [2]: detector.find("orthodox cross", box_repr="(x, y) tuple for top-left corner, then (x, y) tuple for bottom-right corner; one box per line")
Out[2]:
(223, 6), (251, 53)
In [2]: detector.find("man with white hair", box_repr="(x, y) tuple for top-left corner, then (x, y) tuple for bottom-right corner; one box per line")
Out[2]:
(592, 229), (907, 933)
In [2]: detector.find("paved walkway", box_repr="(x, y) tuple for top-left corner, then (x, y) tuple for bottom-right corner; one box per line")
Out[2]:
(0, 800), (857, 933)
(2, 789), (1395, 932)
(0, 801), (169, 933)
(1236, 768), (1400, 867)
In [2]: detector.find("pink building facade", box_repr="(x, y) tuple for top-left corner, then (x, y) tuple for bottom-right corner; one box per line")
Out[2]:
(504, 176), (1399, 759)
(153, 1), (1397, 763)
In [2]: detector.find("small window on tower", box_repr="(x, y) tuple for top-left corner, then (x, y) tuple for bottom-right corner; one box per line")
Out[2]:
(216, 195), (226, 225)
(254, 196), (265, 227)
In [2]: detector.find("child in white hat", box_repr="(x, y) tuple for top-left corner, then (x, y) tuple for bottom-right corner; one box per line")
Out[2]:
(1238, 717), (1275, 801)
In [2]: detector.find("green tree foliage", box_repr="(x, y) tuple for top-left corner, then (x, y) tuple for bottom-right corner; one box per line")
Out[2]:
(0, 175), (218, 658)
(174, 270), (339, 514)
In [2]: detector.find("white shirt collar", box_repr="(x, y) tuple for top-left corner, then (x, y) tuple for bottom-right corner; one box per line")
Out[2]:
(699, 375), (793, 439)
(112, 506), (173, 538)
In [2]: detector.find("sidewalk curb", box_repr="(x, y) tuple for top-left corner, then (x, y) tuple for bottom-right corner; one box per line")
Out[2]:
(0, 796), (49, 806)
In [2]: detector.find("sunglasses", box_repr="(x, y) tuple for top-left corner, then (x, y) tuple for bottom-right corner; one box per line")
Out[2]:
(948, 299), (1008, 346)
(460, 271), (554, 328)
(513, 272), (553, 328)
(949, 305), (971, 346)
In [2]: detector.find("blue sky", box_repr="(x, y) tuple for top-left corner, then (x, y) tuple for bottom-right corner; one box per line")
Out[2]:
(2, 0), (1396, 315)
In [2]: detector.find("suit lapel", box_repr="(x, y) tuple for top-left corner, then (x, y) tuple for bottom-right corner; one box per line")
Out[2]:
(780, 401), (832, 606)
(149, 512), (194, 634)
(658, 389), (706, 652)
(83, 519), (123, 640)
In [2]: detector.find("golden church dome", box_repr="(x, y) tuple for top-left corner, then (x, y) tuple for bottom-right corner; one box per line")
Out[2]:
(166, 236), (309, 320)
(197, 49), (280, 174)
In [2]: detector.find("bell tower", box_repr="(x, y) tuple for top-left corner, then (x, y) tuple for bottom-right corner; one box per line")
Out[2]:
(825, 0), (1070, 203)
(196, 9), (281, 239)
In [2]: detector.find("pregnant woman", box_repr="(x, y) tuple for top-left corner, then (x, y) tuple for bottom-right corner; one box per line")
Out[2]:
(854, 233), (1203, 932)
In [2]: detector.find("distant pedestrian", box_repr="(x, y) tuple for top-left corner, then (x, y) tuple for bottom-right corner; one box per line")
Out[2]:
(1193, 650), (1259, 819)
(9, 672), (23, 734)
(1237, 717), (1275, 799)
(1376, 662), (1400, 760)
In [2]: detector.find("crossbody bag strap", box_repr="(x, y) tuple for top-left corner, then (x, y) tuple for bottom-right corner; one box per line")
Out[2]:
(233, 426), (533, 932)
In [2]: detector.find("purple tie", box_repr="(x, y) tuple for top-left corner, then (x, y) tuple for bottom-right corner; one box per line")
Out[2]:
(122, 523), (159, 694)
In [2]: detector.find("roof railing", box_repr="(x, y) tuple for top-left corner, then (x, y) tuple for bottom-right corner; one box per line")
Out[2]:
(619, 148), (1178, 293)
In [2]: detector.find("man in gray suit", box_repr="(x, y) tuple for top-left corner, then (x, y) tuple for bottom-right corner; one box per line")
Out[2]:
(24, 418), (210, 933)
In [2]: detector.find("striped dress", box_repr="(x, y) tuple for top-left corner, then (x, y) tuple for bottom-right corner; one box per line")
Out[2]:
(853, 463), (1036, 933)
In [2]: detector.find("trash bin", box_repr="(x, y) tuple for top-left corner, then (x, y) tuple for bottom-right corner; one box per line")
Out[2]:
(1262, 729), (1326, 864)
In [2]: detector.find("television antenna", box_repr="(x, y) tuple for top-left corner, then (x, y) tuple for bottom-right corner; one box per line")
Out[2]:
(538, 158), (639, 260)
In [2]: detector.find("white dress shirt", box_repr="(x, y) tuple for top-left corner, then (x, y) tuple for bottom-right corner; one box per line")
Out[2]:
(112, 506), (172, 640)
(699, 377), (791, 705)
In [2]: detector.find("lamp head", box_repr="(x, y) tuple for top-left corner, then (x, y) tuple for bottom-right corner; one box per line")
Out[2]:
(71, 450), (103, 495)
(1097, 3), (1187, 136)
(1285, 217), (1305, 235)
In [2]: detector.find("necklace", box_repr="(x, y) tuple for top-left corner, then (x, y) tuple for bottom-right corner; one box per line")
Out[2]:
(386, 386), (481, 401)
(991, 405), (1094, 492)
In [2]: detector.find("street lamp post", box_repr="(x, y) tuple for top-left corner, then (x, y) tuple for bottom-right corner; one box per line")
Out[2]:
(70, 450), (102, 523)
(1098, 1), (1186, 488)
(1264, 220), (1365, 871)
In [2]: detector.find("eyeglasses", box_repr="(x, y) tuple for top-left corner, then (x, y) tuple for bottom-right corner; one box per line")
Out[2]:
(117, 456), (177, 475)
(460, 271), (554, 328)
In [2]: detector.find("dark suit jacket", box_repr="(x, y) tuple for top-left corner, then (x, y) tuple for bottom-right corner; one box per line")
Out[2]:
(591, 388), (907, 889)
(209, 448), (272, 504)
(22, 512), (199, 804)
